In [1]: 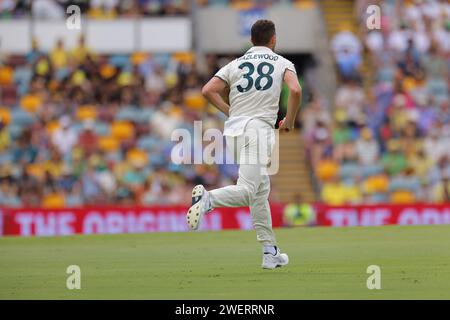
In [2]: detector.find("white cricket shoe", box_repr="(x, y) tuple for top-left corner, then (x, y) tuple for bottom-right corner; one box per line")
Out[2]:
(186, 185), (212, 230)
(262, 248), (289, 269)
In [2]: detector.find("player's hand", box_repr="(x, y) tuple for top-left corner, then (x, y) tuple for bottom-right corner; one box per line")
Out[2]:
(278, 118), (293, 132)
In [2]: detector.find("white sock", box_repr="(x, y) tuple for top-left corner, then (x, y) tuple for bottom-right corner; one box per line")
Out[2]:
(263, 245), (277, 255)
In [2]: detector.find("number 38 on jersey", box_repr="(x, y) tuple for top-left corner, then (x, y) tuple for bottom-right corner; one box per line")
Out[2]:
(237, 62), (274, 93)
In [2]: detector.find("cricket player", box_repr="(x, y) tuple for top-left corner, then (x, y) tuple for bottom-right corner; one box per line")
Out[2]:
(186, 20), (302, 269)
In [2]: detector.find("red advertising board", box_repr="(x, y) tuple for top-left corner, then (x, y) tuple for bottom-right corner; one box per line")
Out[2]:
(2, 203), (450, 237)
(0, 205), (285, 237)
(315, 204), (450, 227)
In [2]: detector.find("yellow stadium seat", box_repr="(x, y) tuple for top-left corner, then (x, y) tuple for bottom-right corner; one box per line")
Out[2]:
(390, 190), (416, 204)
(0, 107), (11, 125)
(100, 64), (116, 79)
(168, 105), (183, 118)
(184, 92), (207, 110)
(402, 77), (417, 91)
(76, 105), (97, 121)
(131, 52), (148, 65)
(230, 0), (253, 10)
(294, 0), (316, 9)
(0, 66), (13, 86)
(364, 175), (389, 193)
(42, 192), (65, 208)
(98, 136), (119, 152)
(111, 121), (134, 140)
(46, 120), (60, 134)
(172, 52), (195, 64)
(20, 94), (41, 113)
(316, 159), (339, 181)
(26, 163), (45, 180)
(126, 148), (148, 167)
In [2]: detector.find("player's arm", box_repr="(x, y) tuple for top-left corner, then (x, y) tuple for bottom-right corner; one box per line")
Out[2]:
(201, 76), (230, 117)
(279, 70), (302, 131)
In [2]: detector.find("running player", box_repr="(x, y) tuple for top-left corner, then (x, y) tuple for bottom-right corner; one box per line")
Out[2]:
(187, 19), (302, 269)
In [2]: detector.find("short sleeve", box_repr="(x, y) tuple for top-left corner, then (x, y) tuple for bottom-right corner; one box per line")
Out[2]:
(283, 58), (297, 75)
(214, 62), (231, 85)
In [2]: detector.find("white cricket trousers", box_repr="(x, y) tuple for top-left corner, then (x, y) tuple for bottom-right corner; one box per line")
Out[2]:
(209, 119), (277, 246)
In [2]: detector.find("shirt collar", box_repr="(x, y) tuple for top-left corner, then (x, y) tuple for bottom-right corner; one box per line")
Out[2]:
(245, 46), (274, 54)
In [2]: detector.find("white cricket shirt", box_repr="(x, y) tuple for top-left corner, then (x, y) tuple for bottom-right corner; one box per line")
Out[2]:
(215, 46), (296, 136)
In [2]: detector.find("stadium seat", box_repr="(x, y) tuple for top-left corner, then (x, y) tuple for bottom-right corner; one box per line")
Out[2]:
(115, 106), (139, 121)
(184, 92), (207, 110)
(111, 121), (135, 140)
(316, 159), (339, 181)
(46, 120), (60, 135)
(8, 124), (23, 139)
(0, 107), (11, 125)
(100, 64), (117, 79)
(137, 135), (160, 151)
(11, 108), (34, 126)
(0, 66), (14, 86)
(98, 136), (120, 152)
(363, 174), (389, 193)
(42, 192), (65, 208)
(13, 67), (32, 96)
(294, 0), (316, 9)
(0, 151), (13, 166)
(26, 163), (45, 180)
(427, 79), (448, 101)
(126, 148), (149, 167)
(389, 190), (416, 204)
(93, 121), (111, 136)
(339, 162), (360, 179)
(109, 55), (131, 70)
(389, 176), (421, 193)
(76, 105), (97, 121)
(20, 94), (41, 113)
(130, 52), (148, 65)
(360, 164), (384, 178)
(136, 108), (154, 123)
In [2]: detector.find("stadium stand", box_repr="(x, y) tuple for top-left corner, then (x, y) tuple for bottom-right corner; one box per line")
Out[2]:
(307, 0), (450, 205)
(0, 0), (190, 18)
(0, 25), (247, 207)
(0, 0), (448, 208)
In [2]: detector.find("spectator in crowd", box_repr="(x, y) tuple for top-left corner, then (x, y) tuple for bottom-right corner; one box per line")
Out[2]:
(51, 116), (78, 155)
(335, 48), (362, 81)
(355, 127), (379, 166)
(283, 193), (316, 227)
(50, 38), (68, 70)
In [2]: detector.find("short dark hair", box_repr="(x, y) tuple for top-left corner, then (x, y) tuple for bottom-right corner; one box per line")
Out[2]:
(251, 19), (276, 46)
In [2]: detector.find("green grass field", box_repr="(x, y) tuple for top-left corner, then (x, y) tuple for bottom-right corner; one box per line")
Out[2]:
(1, 225), (450, 299)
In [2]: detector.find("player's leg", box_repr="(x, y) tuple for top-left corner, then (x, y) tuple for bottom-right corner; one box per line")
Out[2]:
(186, 131), (262, 230)
(208, 121), (268, 208)
(251, 174), (289, 269)
(209, 162), (263, 208)
(250, 174), (276, 245)
(186, 162), (263, 230)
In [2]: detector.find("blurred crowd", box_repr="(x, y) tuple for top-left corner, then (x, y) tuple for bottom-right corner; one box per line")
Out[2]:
(0, 0), (190, 19)
(196, 0), (315, 9)
(304, 0), (450, 205)
(0, 33), (244, 207)
(0, 0), (316, 19)
(1, 0), (449, 208)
